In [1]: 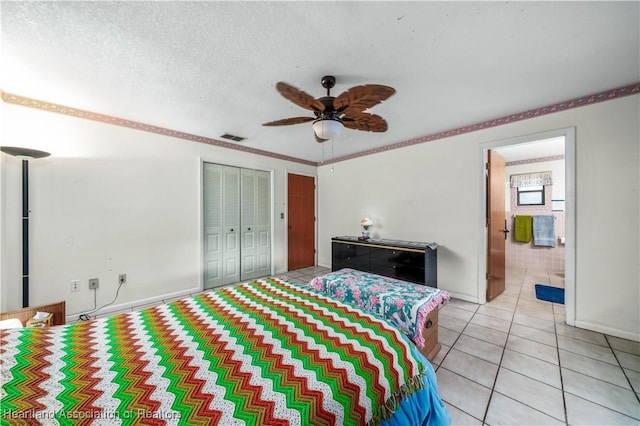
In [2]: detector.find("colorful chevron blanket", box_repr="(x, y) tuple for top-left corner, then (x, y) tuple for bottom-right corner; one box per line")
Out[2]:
(0, 277), (449, 426)
(310, 269), (450, 348)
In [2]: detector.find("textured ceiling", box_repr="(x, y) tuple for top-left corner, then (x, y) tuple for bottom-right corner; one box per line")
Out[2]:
(1, 1), (638, 163)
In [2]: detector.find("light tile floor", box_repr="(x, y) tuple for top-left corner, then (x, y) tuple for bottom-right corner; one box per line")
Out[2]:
(104, 265), (640, 425)
(279, 266), (640, 426)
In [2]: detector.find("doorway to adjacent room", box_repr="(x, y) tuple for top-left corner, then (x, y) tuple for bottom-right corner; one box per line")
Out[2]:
(481, 127), (575, 325)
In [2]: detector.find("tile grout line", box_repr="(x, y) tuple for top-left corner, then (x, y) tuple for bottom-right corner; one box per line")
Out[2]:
(483, 269), (571, 424)
(438, 272), (566, 423)
(433, 303), (482, 422)
(481, 269), (527, 425)
(558, 338), (640, 420)
(604, 334), (640, 405)
(552, 294), (569, 425)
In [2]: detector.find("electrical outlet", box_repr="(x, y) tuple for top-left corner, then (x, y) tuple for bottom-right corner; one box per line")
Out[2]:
(88, 278), (99, 290)
(70, 280), (80, 293)
(118, 273), (127, 285)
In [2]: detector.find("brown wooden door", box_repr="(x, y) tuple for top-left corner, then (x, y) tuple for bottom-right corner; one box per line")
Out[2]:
(288, 173), (315, 270)
(487, 150), (506, 301)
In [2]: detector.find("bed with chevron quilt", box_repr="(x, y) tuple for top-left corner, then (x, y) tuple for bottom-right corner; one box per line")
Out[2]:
(0, 277), (450, 426)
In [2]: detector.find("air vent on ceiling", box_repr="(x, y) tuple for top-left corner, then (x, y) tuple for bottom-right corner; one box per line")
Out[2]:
(220, 133), (246, 142)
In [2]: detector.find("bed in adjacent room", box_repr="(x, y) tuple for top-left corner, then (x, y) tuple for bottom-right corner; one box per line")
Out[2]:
(0, 277), (450, 426)
(310, 268), (450, 361)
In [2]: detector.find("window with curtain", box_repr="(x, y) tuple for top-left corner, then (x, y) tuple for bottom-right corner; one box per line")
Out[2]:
(510, 171), (552, 206)
(510, 171), (553, 188)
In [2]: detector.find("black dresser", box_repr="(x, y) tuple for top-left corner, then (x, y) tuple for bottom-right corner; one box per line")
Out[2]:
(331, 236), (438, 287)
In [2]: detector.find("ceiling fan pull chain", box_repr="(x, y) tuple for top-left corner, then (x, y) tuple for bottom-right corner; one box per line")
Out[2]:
(330, 138), (335, 172)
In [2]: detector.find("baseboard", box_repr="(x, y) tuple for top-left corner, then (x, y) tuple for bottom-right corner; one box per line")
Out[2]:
(445, 291), (480, 305)
(67, 285), (201, 323)
(574, 320), (640, 343)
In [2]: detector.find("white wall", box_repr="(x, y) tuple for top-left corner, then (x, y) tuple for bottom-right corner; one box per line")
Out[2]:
(0, 104), (315, 318)
(318, 95), (640, 342)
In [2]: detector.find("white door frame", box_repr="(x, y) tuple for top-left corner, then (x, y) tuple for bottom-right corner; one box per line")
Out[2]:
(478, 127), (576, 325)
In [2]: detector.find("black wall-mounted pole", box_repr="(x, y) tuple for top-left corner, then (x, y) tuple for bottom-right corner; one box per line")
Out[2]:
(22, 159), (29, 308)
(0, 146), (50, 309)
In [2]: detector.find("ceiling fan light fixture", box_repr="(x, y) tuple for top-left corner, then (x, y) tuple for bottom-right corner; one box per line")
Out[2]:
(312, 119), (343, 140)
(263, 76), (395, 142)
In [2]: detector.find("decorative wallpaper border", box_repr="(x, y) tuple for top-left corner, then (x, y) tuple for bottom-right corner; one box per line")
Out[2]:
(2, 82), (639, 167)
(506, 155), (565, 167)
(320, 82), (639, 165)
(0, 91), (317, 167)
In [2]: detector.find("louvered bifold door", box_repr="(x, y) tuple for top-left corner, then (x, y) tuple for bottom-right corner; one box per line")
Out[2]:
(204, 163), (270, 287)
(240, 169), (271, 281)
(222, 166), (241, 285)
(240, 169), (258, 280)
(255, 170), (271, 278)
(203, 163), (223, 289)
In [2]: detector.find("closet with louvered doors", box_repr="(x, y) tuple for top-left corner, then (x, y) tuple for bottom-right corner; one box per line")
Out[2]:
(203, 163), (271, 289)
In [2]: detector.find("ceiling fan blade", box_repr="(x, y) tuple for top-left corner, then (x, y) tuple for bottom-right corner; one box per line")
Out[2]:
(276, 82), (325, 112)
(333, 84), (395, 113)
(342, 112), (388, 132)
(262, 116), (314, 126)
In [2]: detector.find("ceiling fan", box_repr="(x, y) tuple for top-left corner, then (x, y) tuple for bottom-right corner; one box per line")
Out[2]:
(262, 75), (395, 142)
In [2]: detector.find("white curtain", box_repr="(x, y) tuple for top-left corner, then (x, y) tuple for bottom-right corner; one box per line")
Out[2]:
(509, 171), (553, 187)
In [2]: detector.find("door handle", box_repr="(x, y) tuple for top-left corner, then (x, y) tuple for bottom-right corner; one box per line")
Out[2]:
(502, 219), (510, 240)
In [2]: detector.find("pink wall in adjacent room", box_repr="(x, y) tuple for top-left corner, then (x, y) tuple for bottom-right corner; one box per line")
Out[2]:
(506, 185), (566, 274)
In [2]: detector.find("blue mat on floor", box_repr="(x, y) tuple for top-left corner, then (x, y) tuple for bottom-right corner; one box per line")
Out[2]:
(535, 284), (564, 304)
